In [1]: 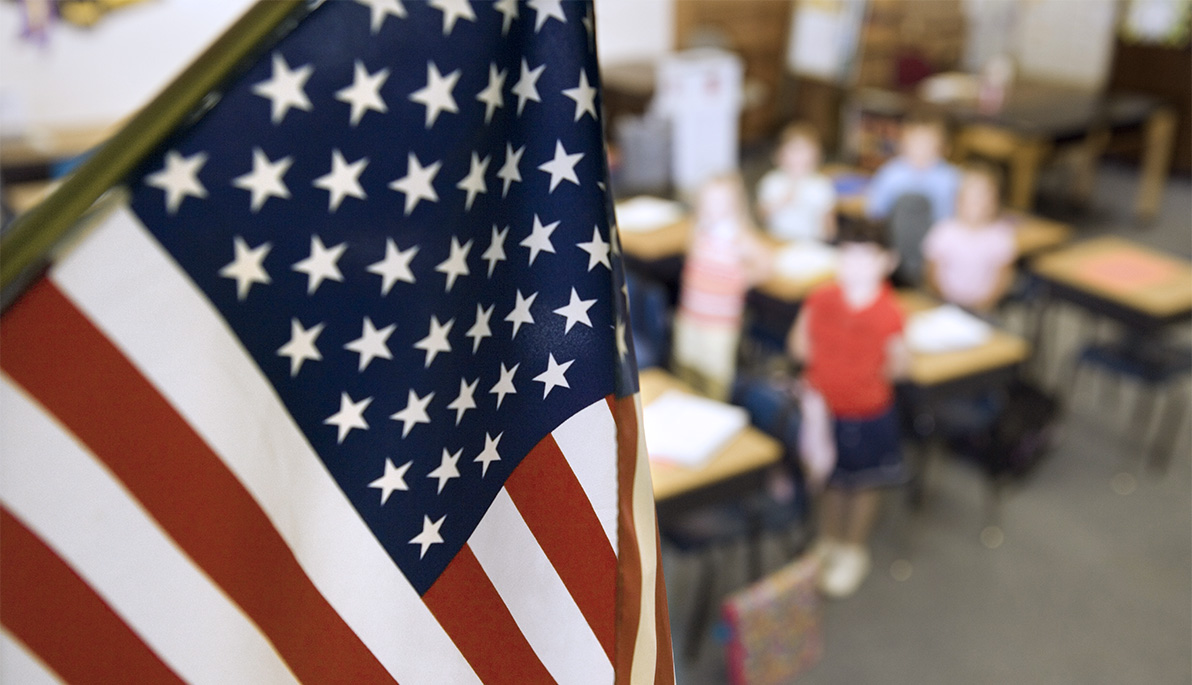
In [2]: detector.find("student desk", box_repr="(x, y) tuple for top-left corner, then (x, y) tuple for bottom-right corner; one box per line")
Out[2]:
(642, 368), (783, 509)
(1029, 236), (1192, 331)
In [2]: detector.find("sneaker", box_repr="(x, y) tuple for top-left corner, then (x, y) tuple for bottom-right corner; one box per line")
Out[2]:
(818, 544), (871, 598)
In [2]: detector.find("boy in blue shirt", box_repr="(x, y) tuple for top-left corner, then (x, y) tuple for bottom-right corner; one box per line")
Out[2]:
(866, 114), (960, 223)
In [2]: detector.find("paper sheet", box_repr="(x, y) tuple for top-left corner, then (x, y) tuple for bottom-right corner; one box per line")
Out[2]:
(615, 197), (686, 234)
(643, 391), (749, 467)
(906, 305), (994, 354)
(775, 242), (838, 280)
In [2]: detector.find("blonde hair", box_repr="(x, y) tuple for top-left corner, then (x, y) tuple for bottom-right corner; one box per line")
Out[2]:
(696, 172), (754, 231)
(779, 121), (822, 149)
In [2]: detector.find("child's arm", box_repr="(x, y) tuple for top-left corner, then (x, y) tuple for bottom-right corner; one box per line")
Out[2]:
(865, 164), (897, 219)
(822, 210), (838, 242)
(787, 308), (811, 365)
(923, 258), (942, 297)
(884, 332), (910, 380)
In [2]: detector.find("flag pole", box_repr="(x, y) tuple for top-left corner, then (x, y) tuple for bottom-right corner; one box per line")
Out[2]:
(0, 0), (308, 300)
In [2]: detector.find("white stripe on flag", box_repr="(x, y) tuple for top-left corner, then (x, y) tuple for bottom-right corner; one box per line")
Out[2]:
(470, 489), (614, 685)
(1, 629), (64, 685)
(0, 378), (299, 685)
(552, 399), (620, 553)
(630, 394), (661, 681)
(50, 204), (481, 685)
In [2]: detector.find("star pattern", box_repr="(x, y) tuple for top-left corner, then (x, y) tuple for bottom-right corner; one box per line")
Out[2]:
(344, 317), (396, 371)
(233, 148), (292, 212)
(219, 236), (271, 300)
(146, 150), (208, 214)
(292, 235), (347, 295)
(389, 152), (441, 215)
(313, 149), (368, 211)
(409, 61), (460, 128)
(435, 236), (472, 292)
(520, 214), (558, 265)
(511, 59), (545, 115)
(129, 0), (639, 595)
(538, 139), (583, 192)
(252, 53), (313, 124)
(336, 60), (390, 126)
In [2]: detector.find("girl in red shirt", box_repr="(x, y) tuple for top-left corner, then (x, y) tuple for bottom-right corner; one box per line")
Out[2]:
(789, 218), (910, 598)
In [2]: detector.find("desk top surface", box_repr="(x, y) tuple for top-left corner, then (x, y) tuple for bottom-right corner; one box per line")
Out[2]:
(641, 368), (782, 501)
(1030, 236), (1192, 319)
(897, 291), (1031, 387)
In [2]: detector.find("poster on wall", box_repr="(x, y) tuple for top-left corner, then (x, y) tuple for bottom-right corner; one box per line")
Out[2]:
(786, 0), (867, 83)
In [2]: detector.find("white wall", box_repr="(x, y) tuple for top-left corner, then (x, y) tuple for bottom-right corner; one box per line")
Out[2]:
(594, 0), (674, 65)
(0, 0), (255, 133)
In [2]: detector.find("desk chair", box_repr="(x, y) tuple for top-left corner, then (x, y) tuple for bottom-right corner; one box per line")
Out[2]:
(1070, 336), (1191, 472)
(624, 271), (672, 369)
(887, 194), (933, 287)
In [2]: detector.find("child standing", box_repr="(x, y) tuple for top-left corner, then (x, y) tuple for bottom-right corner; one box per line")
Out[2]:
(757, 123), (837, 243)
(866, 113), (960, 224)
(788, 218), (909, 598)
(923, 163), (1018, 312)
(672, 174), (770, 400)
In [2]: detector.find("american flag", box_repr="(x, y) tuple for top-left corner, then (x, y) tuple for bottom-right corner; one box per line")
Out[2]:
(0, 1), (674, 682)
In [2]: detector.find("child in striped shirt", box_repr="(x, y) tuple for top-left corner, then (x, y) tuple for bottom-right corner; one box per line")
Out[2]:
(672, 174), (770, 400)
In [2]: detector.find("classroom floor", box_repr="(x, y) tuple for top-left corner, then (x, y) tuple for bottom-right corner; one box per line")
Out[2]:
(664, 163), (1192, 684)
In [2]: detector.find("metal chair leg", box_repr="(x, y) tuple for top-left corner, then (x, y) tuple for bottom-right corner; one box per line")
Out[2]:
(1149, 389), (1188, 474)
(683, 550), (718, 662)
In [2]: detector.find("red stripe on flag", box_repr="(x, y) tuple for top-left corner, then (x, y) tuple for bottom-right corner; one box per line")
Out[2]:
(505, 432), (617, 662)
(609, 394), (645, 684)
(0, 279), (395, 685)
(653, 526), (676, 684)
(0, 508), (184, 685)
(423, 544), (554, 684)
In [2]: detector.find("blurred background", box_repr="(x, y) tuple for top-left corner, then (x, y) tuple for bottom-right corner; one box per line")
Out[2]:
(2, 1), (1190, 683)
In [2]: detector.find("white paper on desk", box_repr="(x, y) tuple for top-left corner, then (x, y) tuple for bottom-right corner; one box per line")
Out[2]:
(643, 391), (749, 467)
(906, 305), (994, 354)
(615, 197), (685, 234)
(775, 242), (838, 280)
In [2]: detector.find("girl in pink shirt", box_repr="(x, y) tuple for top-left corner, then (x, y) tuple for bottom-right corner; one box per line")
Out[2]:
(923, 163), (1018, 312)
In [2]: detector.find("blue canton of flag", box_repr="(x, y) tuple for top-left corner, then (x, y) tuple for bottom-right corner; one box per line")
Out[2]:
(134, 0), (636, 595)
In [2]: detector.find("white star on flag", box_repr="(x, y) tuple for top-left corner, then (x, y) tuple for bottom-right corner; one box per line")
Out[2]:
(497, 143), (525, 197)
(355, 0), (406, 33)
(252, 52), (313, 124)
(233, 148), (292, 212)
(390, 389), (435, 438)
(615, 318), (630, 359)
(493, 0), (518, 35)
(534, 353), (574, 398)
(409, 515), (446, 558)
(538, 140), (583, 192)
(344, 317), (396, 371)
(489, 362), (518, 408)
(577, 225), (611, 271)
(562, 69), (598, 122)
(219, 236), (271, 300)
(435, 236), (472, 292)
(428, 0), (475, 35)
(474, 432), (503, 476)
(336, 60), (390, 126)
(390, 152), (441, 215)
(481, 225), (508, 277)
(277, 318), (325, 376)
(465, 303), (494, 352)
(476, 63), (506, 124)
(505, 290), (537, 338)
(527, 0), (566, 32)
(313, 149), (368, 212)
(456, 152), (490, 211)
(414, 315), (454, 367)
(292, 235), (347, 295)
(520, 214), (559, 265)
(446, 378), (479, 425)
(427, 448), (463, 493)
(146, 150), (208, 214)
(368, 239), (419, 295)
(368, 458), (412, 505)
(511, 59), (545, 115)
(553, 287), (596, 333)
(324, 392), (372, 444)
(409, 61), (460, 128)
